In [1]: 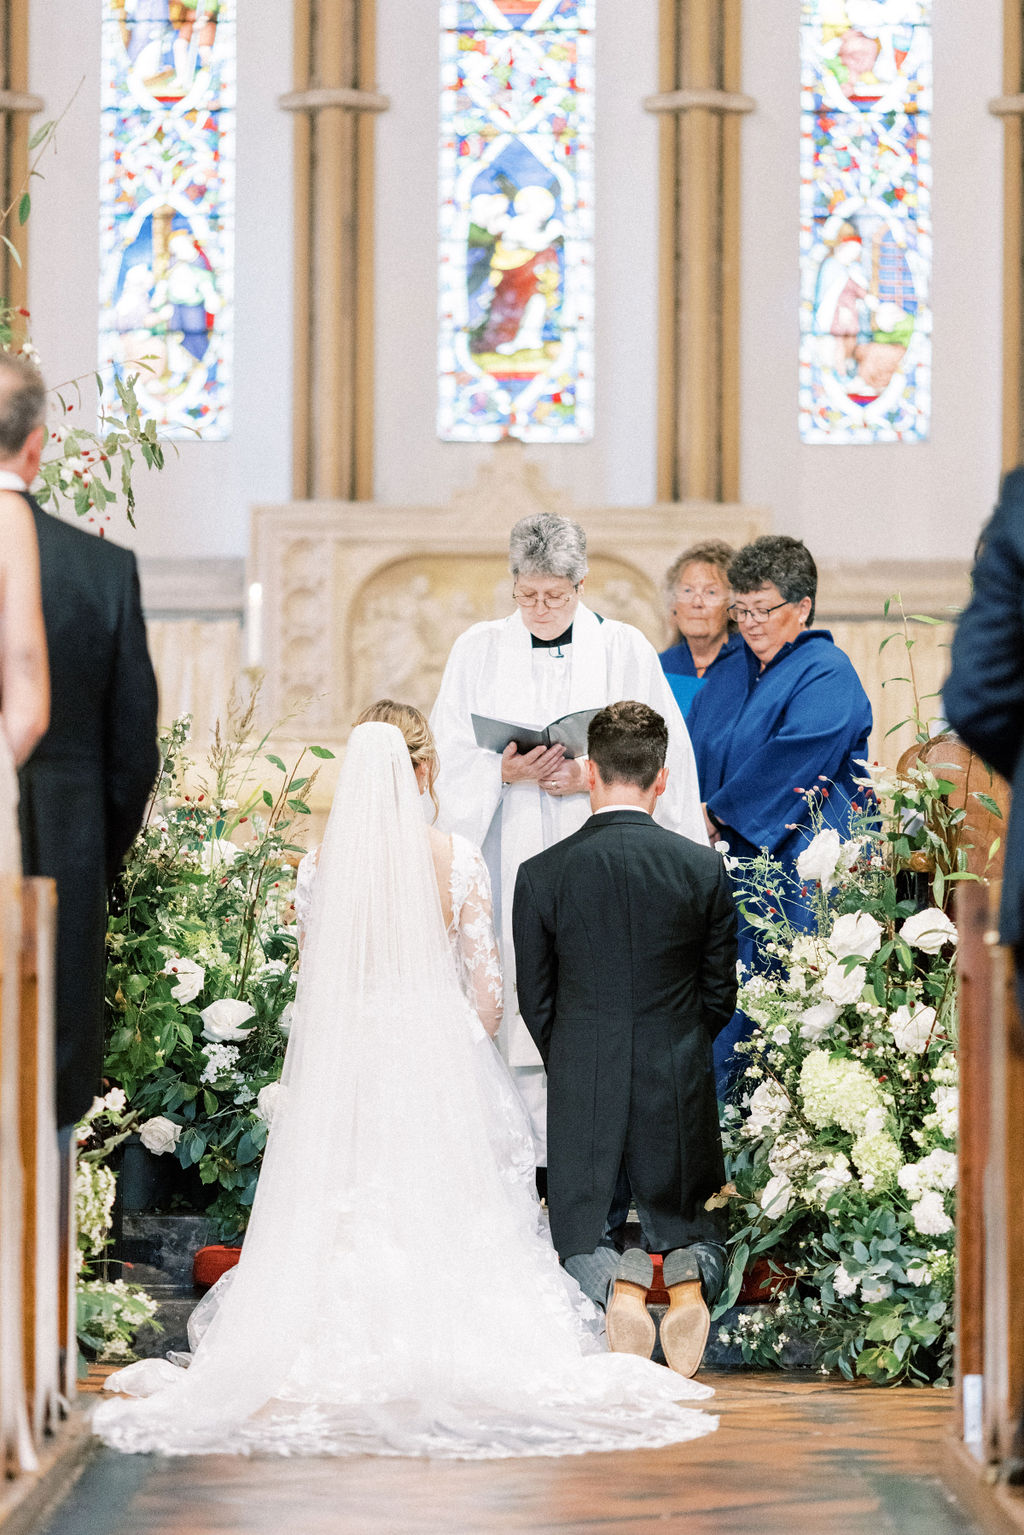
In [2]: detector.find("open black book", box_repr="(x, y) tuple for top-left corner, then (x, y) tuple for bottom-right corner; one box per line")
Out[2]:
(471, 707), (601, 760)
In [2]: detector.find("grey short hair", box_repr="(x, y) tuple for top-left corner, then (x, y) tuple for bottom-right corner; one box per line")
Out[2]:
(729, 536), (818, 625)
(0, 352), (46, 457)
(508, 513), (588, 584)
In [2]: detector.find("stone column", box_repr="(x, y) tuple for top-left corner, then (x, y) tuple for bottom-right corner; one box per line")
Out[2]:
(991, 2), (1024, 470)
(645, 0), (753, 504)
(281, 0), (389, 501)
(0, 0), (41, 317)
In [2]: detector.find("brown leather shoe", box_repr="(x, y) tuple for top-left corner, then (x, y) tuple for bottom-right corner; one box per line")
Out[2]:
(605, 1249), (656, 1359)
(660, 1247), (711, 1377)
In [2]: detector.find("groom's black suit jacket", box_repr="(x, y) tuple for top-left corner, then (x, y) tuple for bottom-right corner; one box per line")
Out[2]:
(18, 495), (159, 1126)
(513, 810), (737, 1261)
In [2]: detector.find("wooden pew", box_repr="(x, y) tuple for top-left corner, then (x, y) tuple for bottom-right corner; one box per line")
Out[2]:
(0, 874), (63, 1481)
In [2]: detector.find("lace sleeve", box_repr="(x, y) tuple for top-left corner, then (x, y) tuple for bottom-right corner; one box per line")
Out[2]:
(294, 848), (319, 950)
(450, 836), (503, 1039)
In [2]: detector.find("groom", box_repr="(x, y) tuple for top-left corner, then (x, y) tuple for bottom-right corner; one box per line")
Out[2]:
(512, 701), (737, 1376)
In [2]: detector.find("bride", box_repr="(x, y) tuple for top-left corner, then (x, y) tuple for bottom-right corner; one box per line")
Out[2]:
(0, 490), (49, 873)
(94, 704), (717, 1458)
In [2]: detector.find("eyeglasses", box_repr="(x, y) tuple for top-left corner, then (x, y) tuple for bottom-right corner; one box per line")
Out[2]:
(727, 599), (793, 625)
(512, 583), (580, 611)
(674, 585), (725, 604)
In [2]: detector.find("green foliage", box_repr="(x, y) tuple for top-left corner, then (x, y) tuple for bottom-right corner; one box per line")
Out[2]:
(104, 690), (334, 1237)
(714, 755), (963, 1386)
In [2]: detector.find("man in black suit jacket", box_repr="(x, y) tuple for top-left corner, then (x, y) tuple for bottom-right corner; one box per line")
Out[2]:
(513, 700), (737, 1376)
(945, 468), (1024, 987)
(0, 353), (159, 1129)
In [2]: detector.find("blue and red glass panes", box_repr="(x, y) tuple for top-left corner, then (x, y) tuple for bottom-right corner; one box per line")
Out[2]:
(799, 0), (931, 444)
(99, 0), (235, 440)
(438, 0), (595, 442)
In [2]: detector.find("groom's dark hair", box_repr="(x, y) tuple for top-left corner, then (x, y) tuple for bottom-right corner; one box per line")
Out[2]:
(587, 701), (668, 790)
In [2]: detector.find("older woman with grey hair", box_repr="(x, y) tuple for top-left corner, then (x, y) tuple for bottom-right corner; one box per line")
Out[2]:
(686, 535), (872, 1085)
(431, 512), (706, 1161)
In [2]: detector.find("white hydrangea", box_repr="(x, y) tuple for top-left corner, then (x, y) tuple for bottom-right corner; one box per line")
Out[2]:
(899, 1147), (958, 1195)
(910, 1189), (953, 1237)
(821, 961), (867, 1007)
(796, 828), (843, 892)
(828, 911), (883, 961)
(899, 907), (958, 954)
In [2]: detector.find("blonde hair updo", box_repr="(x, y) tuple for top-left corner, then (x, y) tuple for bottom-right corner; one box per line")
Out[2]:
(354, 698), (439, 818)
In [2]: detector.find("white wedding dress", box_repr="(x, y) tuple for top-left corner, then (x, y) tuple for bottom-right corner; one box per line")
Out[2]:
(93, 724), (716, 1459)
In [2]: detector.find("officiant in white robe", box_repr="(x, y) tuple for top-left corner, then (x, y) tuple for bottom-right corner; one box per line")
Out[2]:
(430, 514), (707, 1160)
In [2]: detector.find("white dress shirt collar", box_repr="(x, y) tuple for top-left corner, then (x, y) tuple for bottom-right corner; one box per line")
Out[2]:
(594, 804), (652, 817)
(0, 470), (27, 491)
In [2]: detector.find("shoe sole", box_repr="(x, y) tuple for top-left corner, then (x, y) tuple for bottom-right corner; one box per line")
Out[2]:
(661, 1278), (710, 1377)
(605, 1280), (656, 1359)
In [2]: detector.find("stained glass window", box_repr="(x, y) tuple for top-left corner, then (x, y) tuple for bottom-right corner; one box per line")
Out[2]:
(799, 1), (931, 444)
(438, 0), (595, 443)
(99, 0), (235, 439)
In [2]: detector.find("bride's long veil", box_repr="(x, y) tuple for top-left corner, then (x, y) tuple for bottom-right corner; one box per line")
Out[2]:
(94, 723), (716, 1458)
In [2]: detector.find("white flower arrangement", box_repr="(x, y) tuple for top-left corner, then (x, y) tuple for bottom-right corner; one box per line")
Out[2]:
(714, 746), (965, 1385)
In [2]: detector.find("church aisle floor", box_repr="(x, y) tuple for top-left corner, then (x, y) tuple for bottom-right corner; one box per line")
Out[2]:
(39, 1371), (982, 1535)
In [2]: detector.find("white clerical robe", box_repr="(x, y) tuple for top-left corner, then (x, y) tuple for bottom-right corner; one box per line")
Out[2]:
(429, 603), (708, 1072)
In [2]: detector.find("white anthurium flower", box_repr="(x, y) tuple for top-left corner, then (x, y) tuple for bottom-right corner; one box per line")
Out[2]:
(898, 907), (957, 954)
(799, 1000), (841, 1044)
(201, 997), (256, 1043)
(760, 1173), (795, 1218)
(162, 955), (205, 1005)
(821, 960), (867, 1007)
(795, 828), (843, 891)
(255, 1081), (282, 1126)
(828, 911), (883, 961)
(890, 1003), (937, 1055)
(138, 1116), (181, 1156)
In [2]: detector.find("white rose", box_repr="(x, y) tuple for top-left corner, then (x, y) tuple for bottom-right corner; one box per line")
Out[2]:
(760, 1173), (795, 1218)
(799, 1000), (841, 1043)
(861, 1280), (893, 1304)
(833, 1263), (858, 1298)
(138, 1116), (181, 1156)
(201, 836), (240, 872)
(910, 1189), (953, 1236)
(899, 908), (957, 954)
(821, 961), (867, 1007)
(277, 1001), (296, 1036)
(906, 1263), (931, 1287)
(890, 1003), (937, 1055)
(795, 828), (843, 891)
(162, 955), (205, 1005)
(201, 998), (256, 1043)
(829, 911), (883, 961)
(256, 1081), (281, 1126)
